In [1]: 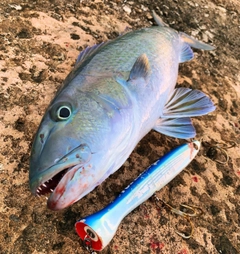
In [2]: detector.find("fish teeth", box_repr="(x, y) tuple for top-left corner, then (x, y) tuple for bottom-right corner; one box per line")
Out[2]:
(50, 189), (53, 192)
(38, 187), (42, 191)
(42, 183), (47, 188)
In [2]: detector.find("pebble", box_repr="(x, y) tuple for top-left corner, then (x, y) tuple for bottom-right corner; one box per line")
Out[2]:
(205, 30), (214, 39)
(141, 5), (148, 12)
(202, 33), (209, 43)
(200, 25), (207, 30)
(191, 30), (199, 37)
(123, 5), (131, 15)
(8, 4), (22, 10)
(217, 6), (227, 13)
(146, 12), (152, 20)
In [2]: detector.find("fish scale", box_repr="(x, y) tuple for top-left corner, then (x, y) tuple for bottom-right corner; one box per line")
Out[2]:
(82, 27), (177, 75)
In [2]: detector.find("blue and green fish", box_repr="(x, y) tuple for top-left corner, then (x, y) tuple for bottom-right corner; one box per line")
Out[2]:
(29, 12), (215, 210)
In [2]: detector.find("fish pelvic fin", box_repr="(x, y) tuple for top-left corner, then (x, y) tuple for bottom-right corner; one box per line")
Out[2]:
(180, 32), (215, 51)
(162, 87), (216, 118)
(152, 11), (169, 27)
(153, 117), (196, 139)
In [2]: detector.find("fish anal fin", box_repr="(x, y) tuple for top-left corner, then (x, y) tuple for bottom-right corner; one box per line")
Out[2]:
(163, 87), (216, 118)
(153, 117), (196, 139)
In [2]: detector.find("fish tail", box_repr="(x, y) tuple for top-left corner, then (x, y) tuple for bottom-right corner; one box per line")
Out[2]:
(152, 11), (215, 63)
(180, 32), (215, 51)
(179, 32), (215, 63)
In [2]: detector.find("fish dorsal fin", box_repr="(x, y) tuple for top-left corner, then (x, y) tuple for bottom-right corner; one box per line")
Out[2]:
(162, 87), (216, 118)
(129, 54), (151, 81)
(75, 41), (108, 66)
(153, 117), (196, 139)
(152, 11), (169, 27)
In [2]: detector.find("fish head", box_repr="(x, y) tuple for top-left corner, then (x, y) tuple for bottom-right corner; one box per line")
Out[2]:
(29, 89), (102, 210)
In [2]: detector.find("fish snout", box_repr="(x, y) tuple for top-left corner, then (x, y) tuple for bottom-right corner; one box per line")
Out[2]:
(29, 143), (92, 200)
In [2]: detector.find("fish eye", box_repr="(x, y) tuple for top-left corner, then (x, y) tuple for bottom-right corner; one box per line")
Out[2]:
(57, 106), (71, 120)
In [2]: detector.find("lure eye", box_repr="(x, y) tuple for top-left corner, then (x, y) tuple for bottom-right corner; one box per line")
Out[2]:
(57, 106), (71, 120)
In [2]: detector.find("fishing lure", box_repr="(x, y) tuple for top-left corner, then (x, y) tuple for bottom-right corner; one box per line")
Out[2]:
(75, 141), (200, 251)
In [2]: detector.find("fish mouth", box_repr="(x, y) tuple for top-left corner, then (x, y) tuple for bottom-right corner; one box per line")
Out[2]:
(35, 167), (70, 196)
(30, 143), (92, 197)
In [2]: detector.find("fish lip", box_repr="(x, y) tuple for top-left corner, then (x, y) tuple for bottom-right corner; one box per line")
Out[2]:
(47, 163), (83, 210)
(30, 143), (92, 196)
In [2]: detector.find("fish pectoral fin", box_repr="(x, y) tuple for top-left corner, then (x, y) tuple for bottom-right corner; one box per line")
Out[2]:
(153, 117), (196, 139)
(116, 54), (151, 88)
(162, 87), (216, 118)
(129, 53), (151, 81)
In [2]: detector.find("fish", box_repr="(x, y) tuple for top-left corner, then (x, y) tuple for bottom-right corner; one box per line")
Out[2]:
(29, 12), (215, 211)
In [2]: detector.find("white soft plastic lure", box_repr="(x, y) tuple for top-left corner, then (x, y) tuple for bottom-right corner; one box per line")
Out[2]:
(29, 12), (215, 210)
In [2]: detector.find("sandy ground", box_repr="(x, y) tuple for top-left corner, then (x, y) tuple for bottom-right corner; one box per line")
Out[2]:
(0, 0), (240, 253)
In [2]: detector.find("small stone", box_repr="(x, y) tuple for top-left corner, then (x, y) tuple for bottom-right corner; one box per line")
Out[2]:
(200, 25), (207, 30)
(202, 33), (208, 42)
(191, 30), (199, 37)
(123, 5), (131, 15)
(205, 30), (214, 39)
(141, 5), (148, 12)
(188, 1), (195, 7)
(146, 12), (152, 20)
(217, 6), (227, 13)
(8, 4), (22, 10)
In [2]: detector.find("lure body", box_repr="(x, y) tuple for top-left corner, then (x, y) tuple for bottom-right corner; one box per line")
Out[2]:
(75, 141), (200, 251)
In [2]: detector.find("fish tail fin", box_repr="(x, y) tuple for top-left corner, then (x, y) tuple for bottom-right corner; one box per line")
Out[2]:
(163, 87), (216, 117)
(179, 32), (215, 63)
(180, 32), (215, 51)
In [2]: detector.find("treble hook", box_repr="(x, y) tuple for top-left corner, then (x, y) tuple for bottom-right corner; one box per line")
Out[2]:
(82, 235), (97, 254)
(204, 140), (237, 165)
(154, 196), (203, 239)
